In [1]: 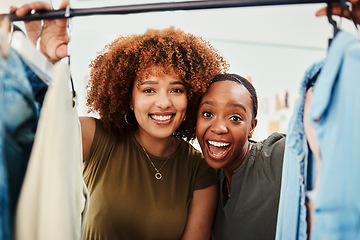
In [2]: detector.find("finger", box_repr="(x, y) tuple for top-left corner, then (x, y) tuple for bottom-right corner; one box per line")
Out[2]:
(56, 44), (69, 60)
(15, 2), (53, 17)
(315, 7), (327, 17)
(46, 43), (68, 64)
(9, 6), (19, 13)
(59, 0), (69, 10)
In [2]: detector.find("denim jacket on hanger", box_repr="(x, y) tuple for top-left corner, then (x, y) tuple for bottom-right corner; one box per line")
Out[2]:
(275, 60), (323, 240)
(309, 31), (360, 240)
(0, 47), (48, 239)
(276, 31), (360, 240)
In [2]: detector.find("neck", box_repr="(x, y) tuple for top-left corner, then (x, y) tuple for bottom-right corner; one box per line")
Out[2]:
(134, 131), (177, 157)
(223, 141), (252, 182)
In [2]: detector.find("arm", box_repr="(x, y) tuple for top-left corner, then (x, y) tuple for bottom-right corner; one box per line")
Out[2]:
(181, 184), (218, 240)
(10, 0), (70, 64)
(315, 0), (360, 25)
(79, 117), (96, 162)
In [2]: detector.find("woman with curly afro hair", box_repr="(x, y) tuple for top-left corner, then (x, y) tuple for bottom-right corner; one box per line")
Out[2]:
(79, 28), (228, 240)
(14, 1), (228, 238)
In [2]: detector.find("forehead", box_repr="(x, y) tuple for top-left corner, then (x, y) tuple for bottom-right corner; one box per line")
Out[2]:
(202, 81), (253, 107)
(137, 66), (181, 82)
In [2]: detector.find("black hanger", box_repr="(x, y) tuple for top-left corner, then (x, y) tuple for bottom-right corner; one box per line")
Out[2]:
(327, 0), (348, 46)
(327, 2), (338, 35)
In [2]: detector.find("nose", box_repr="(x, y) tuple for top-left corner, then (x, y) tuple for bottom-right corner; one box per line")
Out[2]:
(211, 117), (228, 135)
(155, 91), (172, 109)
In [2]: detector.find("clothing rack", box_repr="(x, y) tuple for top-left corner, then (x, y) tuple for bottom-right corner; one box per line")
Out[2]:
(5, 0), (339, 22)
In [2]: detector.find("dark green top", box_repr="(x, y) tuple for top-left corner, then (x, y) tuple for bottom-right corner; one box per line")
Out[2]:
(212, 132), (286, 240)
(83, 119), (217, 240)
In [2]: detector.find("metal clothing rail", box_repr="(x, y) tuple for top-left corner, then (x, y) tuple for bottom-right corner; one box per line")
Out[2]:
(5, 0), (339, 22)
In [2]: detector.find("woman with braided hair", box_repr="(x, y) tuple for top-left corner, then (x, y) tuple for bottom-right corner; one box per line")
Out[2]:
(196, 74), (286, 240)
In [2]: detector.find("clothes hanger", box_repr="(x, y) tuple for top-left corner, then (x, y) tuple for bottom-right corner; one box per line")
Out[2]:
(327, 2), (339, 46)
(327, 2), (338, 37)
(9, 7), (53, 84)
(9, 0), (73, 86)
(346, 1), (360, 38)
(327, 0), (349, 46)
(64, 1), (77, 108)
(10, 28), (54, 84)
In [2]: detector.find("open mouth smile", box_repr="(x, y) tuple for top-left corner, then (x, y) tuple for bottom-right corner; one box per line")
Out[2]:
(207, 140), (231, 159)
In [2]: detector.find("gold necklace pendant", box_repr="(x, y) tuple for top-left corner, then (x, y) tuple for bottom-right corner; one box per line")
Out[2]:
(141, 146), (171, 180)
(138, 137), (175, 180)
(155, 172), (162, 180)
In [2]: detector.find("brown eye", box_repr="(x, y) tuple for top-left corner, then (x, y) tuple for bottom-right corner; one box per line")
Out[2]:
(230, 115), (242, 122)
(171, 89), (183, 94)
(143, 89), (154, 93)
(202, 111), (213, 118)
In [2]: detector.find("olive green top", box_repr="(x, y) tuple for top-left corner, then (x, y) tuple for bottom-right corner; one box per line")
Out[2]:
(212, 132), (286, 240)
(83, 119), (217, 240)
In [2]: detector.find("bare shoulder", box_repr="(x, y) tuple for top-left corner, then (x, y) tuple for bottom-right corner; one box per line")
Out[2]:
(79, 116), (96, 131)
(79, 116), (96, 162)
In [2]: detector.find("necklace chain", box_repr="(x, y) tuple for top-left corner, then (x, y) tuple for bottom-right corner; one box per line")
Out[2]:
(225, 178), (231, 197)
(140, 143), (172, 180)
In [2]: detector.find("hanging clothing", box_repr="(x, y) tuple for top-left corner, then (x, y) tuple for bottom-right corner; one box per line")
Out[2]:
(15, 62), (89, 240)
(83, 118), (218, 240)
(0, 52), (10, 240)
(275, 61), (323, 240)
(309, 31), (360, 239)
(0, 47), (43, 240)
(276, 30), (360, 240)
(212, 132), (286, 240)
(0, 124), (9, 240)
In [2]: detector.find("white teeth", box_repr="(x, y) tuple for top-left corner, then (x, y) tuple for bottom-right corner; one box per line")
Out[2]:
(151, 115), (172, 121)
(208, 141), (230, 147)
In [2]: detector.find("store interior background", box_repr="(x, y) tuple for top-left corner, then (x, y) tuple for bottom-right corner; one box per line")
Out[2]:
(2, 0), (358, 150)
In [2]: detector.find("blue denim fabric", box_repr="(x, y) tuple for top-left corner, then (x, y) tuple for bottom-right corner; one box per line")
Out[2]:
(0, 62), (11, 240)
(0, 48), (46, 239)
(275, 61), (323, 240)
(309, 31), (360, 240)
(22, 59), (48, 118)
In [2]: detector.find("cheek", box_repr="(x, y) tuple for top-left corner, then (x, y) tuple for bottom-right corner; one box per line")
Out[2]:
(232, 129), (248, 146)
(173, 96), (188, 111)
(195, 119), (207, 139)
(132, 93), (150, 109)
(133, 100), (147, 112)
(181, 96), (188, 108)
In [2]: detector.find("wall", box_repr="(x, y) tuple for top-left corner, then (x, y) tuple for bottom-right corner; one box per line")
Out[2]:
(4, 0), (359, 142)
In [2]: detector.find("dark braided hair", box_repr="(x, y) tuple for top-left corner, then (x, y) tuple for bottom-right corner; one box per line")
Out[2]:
(209, 73), (258, 119)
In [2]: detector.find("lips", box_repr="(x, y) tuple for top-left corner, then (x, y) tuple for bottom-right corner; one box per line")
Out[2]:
(207, 140), (230, 159)
(149, 114), (174, 124)
(150, 114), (172, 121)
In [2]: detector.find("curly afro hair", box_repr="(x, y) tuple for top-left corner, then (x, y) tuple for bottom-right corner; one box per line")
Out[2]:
(87, 27), (228, 141)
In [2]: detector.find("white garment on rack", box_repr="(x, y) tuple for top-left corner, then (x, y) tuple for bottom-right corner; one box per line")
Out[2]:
(15, 62), (89, 240)
(10, 31), (53, 84)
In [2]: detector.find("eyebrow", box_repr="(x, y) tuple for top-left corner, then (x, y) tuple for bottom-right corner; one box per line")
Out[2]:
(171, 81), (184, 86)
(140, 80), (184, 86)
(200, 100), (215, 107)
(200, 100), (247, 112)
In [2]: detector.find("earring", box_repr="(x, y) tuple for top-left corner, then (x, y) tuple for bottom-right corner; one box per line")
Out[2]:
(125, 112), (135, 126)
(183, 116), (186, 122)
